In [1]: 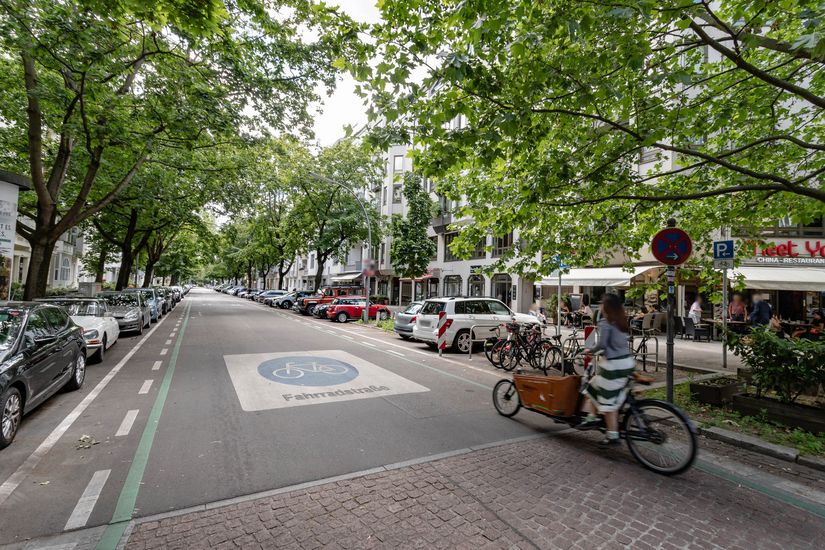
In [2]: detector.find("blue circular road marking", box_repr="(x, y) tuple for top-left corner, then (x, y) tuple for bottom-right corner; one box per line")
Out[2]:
(257, 356), (359, 387)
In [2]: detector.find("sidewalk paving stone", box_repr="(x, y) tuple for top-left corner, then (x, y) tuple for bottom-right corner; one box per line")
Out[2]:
(125, 436), (824, 549)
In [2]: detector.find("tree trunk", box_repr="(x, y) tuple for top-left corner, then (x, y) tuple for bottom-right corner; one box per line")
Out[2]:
(277, 260), (287, 290)
(116, 248), (134, 290)
(313, 252), (326, 291)
(142, 259), (156, 287)
(94, 245), (107, 284)
(23, 236), (57, 300)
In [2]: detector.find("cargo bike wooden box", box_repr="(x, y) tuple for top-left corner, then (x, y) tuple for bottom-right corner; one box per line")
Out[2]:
(492, 368), (698, 475)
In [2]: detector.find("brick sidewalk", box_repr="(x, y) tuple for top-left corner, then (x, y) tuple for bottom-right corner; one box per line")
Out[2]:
(125, 435), (824, 550)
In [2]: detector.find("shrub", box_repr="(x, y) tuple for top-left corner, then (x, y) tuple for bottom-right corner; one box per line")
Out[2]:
(728, 327), (824, 404)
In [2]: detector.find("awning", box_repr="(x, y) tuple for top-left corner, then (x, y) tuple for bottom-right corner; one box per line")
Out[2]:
(733, 267), (825, 292)
(330, 272), (362, 282)
(538, 266), (660, 288)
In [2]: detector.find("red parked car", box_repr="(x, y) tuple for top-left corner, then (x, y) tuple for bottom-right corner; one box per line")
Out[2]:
(326, 296), (391, 323)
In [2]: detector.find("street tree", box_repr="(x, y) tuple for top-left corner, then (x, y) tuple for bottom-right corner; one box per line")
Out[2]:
(291, 139), (383, 291)
(0, 0), (367, 298)
(366, 0), (825, 275)
(390, 172), (436, 279)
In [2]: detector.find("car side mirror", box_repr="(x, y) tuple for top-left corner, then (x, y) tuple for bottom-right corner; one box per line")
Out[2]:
(24, 334), (36, 351)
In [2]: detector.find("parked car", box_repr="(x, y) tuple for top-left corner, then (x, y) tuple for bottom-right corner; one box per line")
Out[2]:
(123, 288), (162, 322)
(258, 290), (286, 305)
(0, 303), (87, 449)
(152, 287), (173, 314)
(35, 298), (119, 362)
(246, 289), (264, 300)
(313, 302), (334, 319)
(326, 297), (392, 323)
(295, 285), (364, 315)
(411, 297), (540, 352)
(272, 291), (313, 309)
(98, 292), (151, 334)
(170, 286), (183, 302)
(394, 301), (423, 339)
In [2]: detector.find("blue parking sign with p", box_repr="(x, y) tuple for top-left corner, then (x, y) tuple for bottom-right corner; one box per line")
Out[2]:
(713, 240), (734, 260)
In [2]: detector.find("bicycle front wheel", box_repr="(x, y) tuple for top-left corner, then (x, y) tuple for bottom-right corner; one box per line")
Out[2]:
(499, 344), (520, 371)
(492, 379), (521, 417)
(622, 399), (697, 476)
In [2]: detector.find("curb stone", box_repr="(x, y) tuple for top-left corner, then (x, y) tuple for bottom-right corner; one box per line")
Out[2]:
(699, 426), (825, 473)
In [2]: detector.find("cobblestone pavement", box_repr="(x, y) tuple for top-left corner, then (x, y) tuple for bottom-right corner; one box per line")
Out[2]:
(125, 434), (824, 550)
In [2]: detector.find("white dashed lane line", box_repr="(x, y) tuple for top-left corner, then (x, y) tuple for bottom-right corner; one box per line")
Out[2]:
(64, 469), (111, 531)
(159, 348), (168, 356)
(165, 339), (172, 345)
(386, 349), (405, 357)
(138, 380), (153, 395)
(360, 341), (376, 347)
(115, 410), (139, 437)
(152, 361), (162, 371)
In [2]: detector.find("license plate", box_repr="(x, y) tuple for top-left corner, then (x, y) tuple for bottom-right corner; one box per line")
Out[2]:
(421, 320), (430, 328)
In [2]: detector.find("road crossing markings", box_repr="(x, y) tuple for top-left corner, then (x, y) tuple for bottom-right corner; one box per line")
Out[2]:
(165, 339), (172, 345)
(64, 470), (111, 531)
(152, 361), (162, 371)
(115, 410), (140, 437)
(159, 348), (168, 356)
(97, 302), (191, 550)
(138, 380), (153, 395)
(0, 309), (171, 507)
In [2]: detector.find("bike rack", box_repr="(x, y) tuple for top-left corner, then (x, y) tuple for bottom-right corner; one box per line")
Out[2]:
(630, 333), (660, 372)
(467, 324), (502, 360)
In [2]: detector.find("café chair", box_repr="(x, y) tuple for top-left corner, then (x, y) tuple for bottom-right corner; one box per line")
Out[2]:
(684, 317), (711, 342)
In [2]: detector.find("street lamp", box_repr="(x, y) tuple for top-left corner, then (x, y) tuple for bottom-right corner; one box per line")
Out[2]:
(308, 171), (373, 325)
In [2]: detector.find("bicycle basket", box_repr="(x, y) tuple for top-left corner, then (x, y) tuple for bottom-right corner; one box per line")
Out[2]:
(513, 373), (582, 417)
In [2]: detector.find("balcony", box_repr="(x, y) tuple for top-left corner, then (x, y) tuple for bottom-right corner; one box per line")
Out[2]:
(430, 213), (452, 234)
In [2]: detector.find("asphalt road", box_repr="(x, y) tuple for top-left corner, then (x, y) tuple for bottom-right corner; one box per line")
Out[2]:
(1, 289), (823, 550)
(0, 289), (551, 548)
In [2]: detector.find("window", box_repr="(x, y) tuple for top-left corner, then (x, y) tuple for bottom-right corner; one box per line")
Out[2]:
(492, 233), (513, 257)
(25, 310), (52, 340)
(487, 300), (511, 316)
(43, 307), (69, 331)
(639, 147), (660, 164)
(379, 243), (385, 265)
(468, 275), (485, 297)
(427, 278), (439, 298)
(469, 238), (486, 260)
(393, 155), (404, 172)
(444, 233), (460, 262)
(420, 301), (446, 315)
(382, 186), (387, 206)
(393, 183), (402, 203)
(443, 275), (462, 297)
(465, 300), (490, 315)
(309, 255), (315, 270)
(492, 274), (513, 303)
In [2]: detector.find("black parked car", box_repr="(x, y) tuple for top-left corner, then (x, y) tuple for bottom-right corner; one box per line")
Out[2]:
(0, 303), (87, 449)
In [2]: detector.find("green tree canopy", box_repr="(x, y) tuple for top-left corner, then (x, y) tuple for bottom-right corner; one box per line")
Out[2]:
(366, 0), (825, 275)
(390, 172), (436, 279)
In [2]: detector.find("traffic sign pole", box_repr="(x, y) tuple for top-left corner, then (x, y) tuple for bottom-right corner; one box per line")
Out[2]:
(722, 268), (728, 370)
(666, 265), (675, 403)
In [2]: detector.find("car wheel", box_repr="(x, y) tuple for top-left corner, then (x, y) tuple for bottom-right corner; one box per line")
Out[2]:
(337, 312), (349, 323)
(399, 334), (411, 340)
(0, 387), (23, 449)
(137, 321), (143, 336)
(377, 310), (389, 321)
(282, 301), (292, 309)
(96, 335), (107, 363)
(453, 330), (472, 353)
(65, 352), (86, 391)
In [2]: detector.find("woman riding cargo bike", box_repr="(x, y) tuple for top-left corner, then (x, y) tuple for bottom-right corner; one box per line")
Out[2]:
(492, 294), (697, 475)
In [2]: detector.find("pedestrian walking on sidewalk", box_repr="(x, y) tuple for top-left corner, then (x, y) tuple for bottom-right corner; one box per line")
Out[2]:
(577, 293), (635, 447)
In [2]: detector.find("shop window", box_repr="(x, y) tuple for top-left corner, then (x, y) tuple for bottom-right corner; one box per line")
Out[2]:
(443, 275), (462, 297)
(468, 274), (485, 297)
(492, 233), (513, 257)
(427, 278), (439, 298)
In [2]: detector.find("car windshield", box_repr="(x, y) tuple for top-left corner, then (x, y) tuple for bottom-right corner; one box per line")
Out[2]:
(47, 300), (104, 317)
(102, 294), (138, 306)
(127, 290), (153, 300)
(404, 303), (423, 314)
(420, 301), (446, 315)
(0, 308), (25, 351)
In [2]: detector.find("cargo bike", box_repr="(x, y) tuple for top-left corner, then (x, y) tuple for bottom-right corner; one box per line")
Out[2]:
(492, 354), (697, 475)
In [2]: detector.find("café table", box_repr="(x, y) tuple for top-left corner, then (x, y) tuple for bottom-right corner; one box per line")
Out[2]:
(712, 319), (749, 338)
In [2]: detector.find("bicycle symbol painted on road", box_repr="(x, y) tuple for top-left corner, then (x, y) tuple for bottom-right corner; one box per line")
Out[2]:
(257, 356), (359, 386)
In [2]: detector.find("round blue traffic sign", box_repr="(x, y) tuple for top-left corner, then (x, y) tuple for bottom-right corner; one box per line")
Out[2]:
(257, 356), (359, 387)
(652, 228), (692, 265)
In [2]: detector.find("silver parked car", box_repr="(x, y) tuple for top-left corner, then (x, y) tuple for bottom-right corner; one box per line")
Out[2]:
(394, 301), (423, 340)
(98, 292), (151, 335)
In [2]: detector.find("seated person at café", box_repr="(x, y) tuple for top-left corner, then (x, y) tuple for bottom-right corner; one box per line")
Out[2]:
(575, 294), (593, 325)
(728, 294), (747, 322)
(688, 295), (704, 324)
(792, 309), (824, 340)
(631, 304), (658, 330)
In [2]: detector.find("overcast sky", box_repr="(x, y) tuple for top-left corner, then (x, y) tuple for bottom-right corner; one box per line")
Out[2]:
(311, 0), (382, 146)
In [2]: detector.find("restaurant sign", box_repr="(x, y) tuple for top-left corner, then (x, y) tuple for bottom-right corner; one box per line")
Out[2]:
(745, 239), (825, 266)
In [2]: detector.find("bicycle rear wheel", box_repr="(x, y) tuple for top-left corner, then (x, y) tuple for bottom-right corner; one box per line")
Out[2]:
(499, 343), (520, 371)
(492, 379), (521, 417)
(485, 338), (504, 367)
(622, 399), (697, 476)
